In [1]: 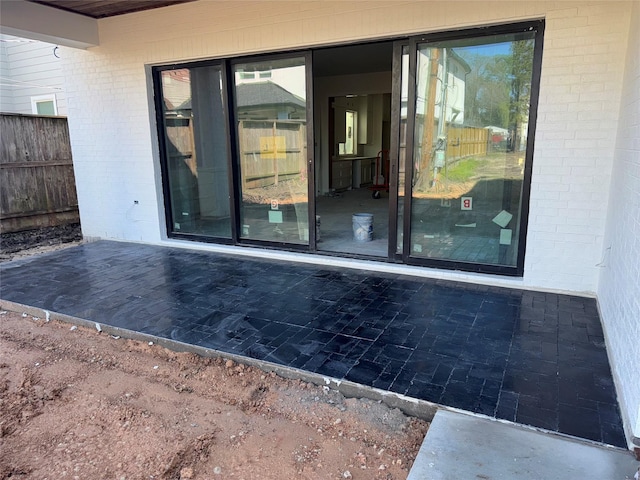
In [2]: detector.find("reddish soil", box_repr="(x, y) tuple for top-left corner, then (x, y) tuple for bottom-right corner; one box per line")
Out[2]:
(0, 310), (429, 480)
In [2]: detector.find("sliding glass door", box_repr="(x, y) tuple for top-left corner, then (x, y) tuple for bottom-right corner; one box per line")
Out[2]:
(231, 55), (313, 245)
(156, 64), (233, 238)
(156, 54), (313, 248)
(398, 22), (543, 274)
(154, 23), (542, 275)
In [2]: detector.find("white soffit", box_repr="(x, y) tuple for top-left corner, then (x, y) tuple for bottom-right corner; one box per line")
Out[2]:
(0, 0), (98, 49)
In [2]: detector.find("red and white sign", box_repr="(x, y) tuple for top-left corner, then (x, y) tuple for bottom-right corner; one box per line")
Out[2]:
(461, 197), (473, 211)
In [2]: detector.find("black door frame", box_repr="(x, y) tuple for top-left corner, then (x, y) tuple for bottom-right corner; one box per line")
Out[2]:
(228, 51), (315, 251)
(153, 20), (544, 277)
(153, 59), (237, 246)
(387, 40), (408, 261)
(396, 20), (545, 276)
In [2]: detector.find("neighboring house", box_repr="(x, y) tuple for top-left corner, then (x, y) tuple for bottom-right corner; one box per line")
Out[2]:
(415, 48), (470, 127)
(0, 33), (65, 115)
(235, 81), (306, 121)
(1, 0), (638, 452)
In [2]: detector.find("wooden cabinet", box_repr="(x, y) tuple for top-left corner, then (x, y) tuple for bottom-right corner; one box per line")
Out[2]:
(331, 158), (375, 190)
(352, 157), (374, 188)
(331, 159), (352, 190)
(360, 159), (373, 186)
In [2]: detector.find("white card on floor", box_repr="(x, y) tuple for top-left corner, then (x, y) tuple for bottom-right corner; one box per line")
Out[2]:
(493, 210), (513, 228)
(500, 229), (512, 245)
(268, 210), (283, 223)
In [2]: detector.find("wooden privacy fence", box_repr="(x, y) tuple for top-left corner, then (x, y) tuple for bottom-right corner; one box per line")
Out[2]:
(238, 120), (306, 189)
(0, 113), (79, 233)
(445, 126), (489, 160)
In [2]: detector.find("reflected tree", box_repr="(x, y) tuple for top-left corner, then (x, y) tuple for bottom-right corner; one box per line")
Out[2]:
(509, 39), (534, 151)
(460, 38), (533, 143)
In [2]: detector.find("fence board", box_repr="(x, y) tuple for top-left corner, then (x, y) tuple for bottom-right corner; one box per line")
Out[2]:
(1, 113), (79, 232)
(238, 120), (306, 189)
(446, 126), (488, 160)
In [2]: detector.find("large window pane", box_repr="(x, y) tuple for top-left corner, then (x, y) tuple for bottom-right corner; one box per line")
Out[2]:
(233, 57), (308, 244)
(396, 45), (410, 254)
(409, 32), (536, 267)
(159, 66), (231, 237)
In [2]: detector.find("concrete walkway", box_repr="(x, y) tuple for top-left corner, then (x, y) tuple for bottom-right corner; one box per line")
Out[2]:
(408, 409), (638, 479)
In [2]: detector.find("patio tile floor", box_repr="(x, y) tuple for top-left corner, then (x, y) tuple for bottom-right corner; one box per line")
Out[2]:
(0, 240), (626, 447)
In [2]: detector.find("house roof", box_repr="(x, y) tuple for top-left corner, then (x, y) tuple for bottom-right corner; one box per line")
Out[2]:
(235, 82), (305, 110)
(26, 0), (197, 19)
(173, 81), (306, 112)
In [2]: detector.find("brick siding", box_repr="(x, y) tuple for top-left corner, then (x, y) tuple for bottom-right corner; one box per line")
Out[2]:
(598, 0), (640, 446)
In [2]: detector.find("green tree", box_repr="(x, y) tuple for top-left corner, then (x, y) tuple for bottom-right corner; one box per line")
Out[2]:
(509, 39), (534, 151)
(459, 39), (534, 140)
(460, 51), (511, 129)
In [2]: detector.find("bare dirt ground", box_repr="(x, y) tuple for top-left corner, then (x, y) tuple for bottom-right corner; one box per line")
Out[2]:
(0, 223), (83, 263)
(0, 311), (428, 480)
(412, 152), (525, 200)
(0, 234), (429, 480)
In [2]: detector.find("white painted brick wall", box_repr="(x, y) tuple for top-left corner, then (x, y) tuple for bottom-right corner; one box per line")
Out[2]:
(598, 0), (640, 446)
(61, 1), (632, 296)
(527, 1), (631, 293)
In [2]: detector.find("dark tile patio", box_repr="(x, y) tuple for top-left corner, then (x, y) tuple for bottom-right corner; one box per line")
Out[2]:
(0, 240), (626, 447)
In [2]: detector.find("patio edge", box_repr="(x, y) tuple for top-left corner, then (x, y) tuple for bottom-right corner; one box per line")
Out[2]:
(0, 299), (439, 422)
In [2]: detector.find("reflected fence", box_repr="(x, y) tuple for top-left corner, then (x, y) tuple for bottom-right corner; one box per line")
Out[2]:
(238, 120), (307, 192)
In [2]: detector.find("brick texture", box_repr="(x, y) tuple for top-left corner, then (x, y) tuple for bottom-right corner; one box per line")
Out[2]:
(61, 1), (632, 296)
(598, 0), (640, 447)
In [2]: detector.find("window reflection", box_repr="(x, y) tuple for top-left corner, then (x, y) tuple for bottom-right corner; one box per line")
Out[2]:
(396, 46), (409, 254)
(409, 32), (536, 266)
(160, 67), (232, 238)
(233, 58), (309, 244)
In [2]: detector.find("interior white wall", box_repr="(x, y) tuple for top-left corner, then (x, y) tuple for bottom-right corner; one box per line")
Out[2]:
(314, 71), (392, 194)
(598, 0), (640, 447)
(60, 1), (633, 295)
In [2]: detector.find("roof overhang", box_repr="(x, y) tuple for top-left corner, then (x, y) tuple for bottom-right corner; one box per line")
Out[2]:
(0, 0), (99, 49)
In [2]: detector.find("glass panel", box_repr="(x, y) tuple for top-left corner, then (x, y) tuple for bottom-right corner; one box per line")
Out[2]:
(233, 57), (309, 244)
(36, 101), (56, 115)
(409, 32), (535, 266)
(338, 110), (356, 155)
(396, 45), (410, 254)
(160, 66), (231, 237)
